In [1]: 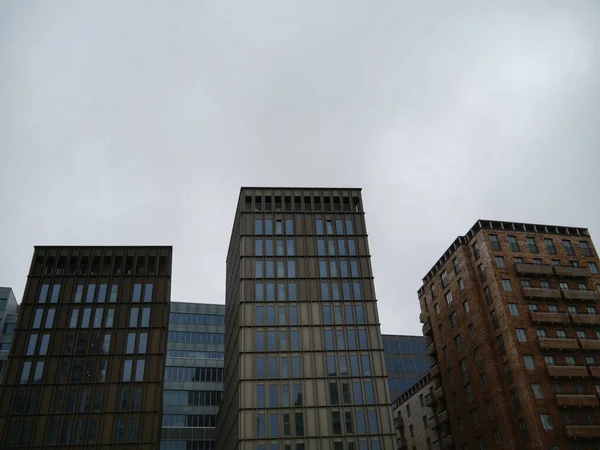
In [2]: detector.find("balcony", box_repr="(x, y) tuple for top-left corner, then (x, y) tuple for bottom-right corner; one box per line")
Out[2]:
(423, 320), (433, 336)
(579, 339), (600, 351)
(430, 364), (440, 378)
(426, 342), (437, 357)
(562, 289), (599, 302)
(565, 425), (600, 439)
(554, 266), (592, 278)
(434, 386), (445, 401)
(538, 337), (579, 350)
(548, 365), (589, 378)
(571, 314), (600, 326)
(442, 434), (453, 449)
(530, 311), (569, 324)
(522, 287), (561, 300)
(437, 409), (449, 424)
(516, 263), (553, 276)
(556, 394), (599, 408)
(589, 366), (600, 377)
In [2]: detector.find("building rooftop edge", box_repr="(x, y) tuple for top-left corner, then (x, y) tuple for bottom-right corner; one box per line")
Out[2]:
(33, 245), (173, 249)
(418, 218), (590, 294)
(240, 186), (363, 191)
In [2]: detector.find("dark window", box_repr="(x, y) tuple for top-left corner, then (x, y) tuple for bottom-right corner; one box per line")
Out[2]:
(562, 240), (575, 256)
(527, 237), (538, 253)
(544, 238), (557, 254)
(489, 234), (501, 250)
(508, 236), (520, 251)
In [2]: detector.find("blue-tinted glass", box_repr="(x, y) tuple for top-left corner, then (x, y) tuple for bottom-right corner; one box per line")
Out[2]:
(82, 308), (92, 328)
(317, 239), (325, 255)
(269, 384), (278, 407)
(339, 261), (348, 277)
(257, 306), (264, 325)
(288, 261), (296, 278)
(256, 331), (265, 351)
(276, 240), (284, 256)
(285, 219), (293, 235)
(39, 284), (49, 303)
(351, 260), (359, 277)
(353, 382), (363, 404)
(268, 357), (277, 378)
(266, 283), (275, 302)
(265, 219), (273, 234)
(321, 283), (330, 301)
(256, 357), (265, 378)
(287, 239), (294, 256)
(410, 339), (422, 353)
(365, 382), (375, 404)
(270, 413), (279, 438)
(268, 331), (276, 351)
(356, 305), (365, 324)
(256, 261), (263, 278)
(316, 220), (324, 235)
(356, 411), (366, 434)
(325, 330), (334, 350)
(358, 330), (368, 349)
(292, 356), (301, 377)
(336, 219), (344, 234)
(338, 240), (347, 256)
(359, 442), (368, 450)
(328, 240), (336, 256)
(278, 283), (286, 301)
(256, 283), (264, 301)
(353, 283), (361, 300)
(277, 261), (285, 278)
(342, 283), (351, 300)
(289, 284), (297, 301)
(86, 284), (96, 303)
(266, 261), (274, 278)
(350, 356), (360, 376)
(319, 260), (328, 277)
(372, 439), (381, 450)
(323, 306), (331, 324)
(337, 330), (345, 350)
(326, 220), (334, 235)
(339, 355), (348, 375)
(282, 385), (289, 406)
(345, 305), (354, 324)
(348, 239), (356, 256)
(334, 306), (343, 324)
(362, 355), (372, 376)
(348, 329), (357, 350)
(275, 220), (283, 235)
(132, 284), (142, 302)
(346, 219), (354, 235)
(291, 330), (299, 351)
(278, 306), (287, 325)
(332, 283), (340, 300)
(330, 261), (338, 277)
(255, 219), (262, 234)
(368, 410), (379, 433)
(281, 356), (288, 377)
(290, 306), (298, 324)
(265, 239), (273, 256)
(399, 339), (411, 353)
(327, 356), (336, 376)
(255, 239), (263, 256)
(50, 285), (60, 303)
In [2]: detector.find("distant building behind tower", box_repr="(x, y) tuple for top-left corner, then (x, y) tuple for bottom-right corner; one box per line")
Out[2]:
(382, 334), (430, 401)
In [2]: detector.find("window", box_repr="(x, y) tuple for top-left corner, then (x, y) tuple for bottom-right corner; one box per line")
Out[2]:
(524, 355), (535, 370)
(527, 237), (538, 253)
(474, 346), (482, 363)
(586, 356), (596, 366)
(556, 329), (567, 338)
(508, 236), (520, 251)
(536, 329), (547, 338)
(497, 335), (506, 354)
(531, 383), (544, 399)
(450, 312), (457, 327)
(489, 310), (499, 329)
(511, 389), (521, 411)
(478, 264), (486, 282)
(541, 280), (551, 289)
(590, 262), (599, 274)
(577, 330), (587, 339)
(473, 242), (480, 259)
(587, 306), (596, 315)
(454, 334), (462, 350)
(441, 270), (448, 287)
(463, 300), (470, 313)
(544, 356), (556, 365)
(521, 279), (531, 288)
(533, 258), (542, 265)
(495, 256), (505, 268)
(493, 429), (501, 444)
(562, 240), (575, 255)
(460, 358), (468, 374)
(483, 286), (492, 305)
(502, 279), (513, 291)
(458, 278), (464, 291)
(516, 329), (527, 342)
(434, 303), (440, 315)
(544, 238), (557, 254)
(540, 414), (553, 430)
(547, 304), (558, 312)
(454, 258), (460, 273)
(480, 373), (488, 388)
(581, 241), (593, 256)
(445, 291), (453, 305)
(528, 303), (539, 311)
(489, 234), (501, 250)
(504, 361), (512, 382)
(508, 303), (520, 316)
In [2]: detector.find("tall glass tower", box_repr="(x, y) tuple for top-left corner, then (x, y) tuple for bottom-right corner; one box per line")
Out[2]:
(217, 188), (394, 450)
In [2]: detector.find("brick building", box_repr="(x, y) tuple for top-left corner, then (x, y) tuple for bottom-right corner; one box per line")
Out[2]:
(418, 220), (600, 449)
(392, 372), (450, 450)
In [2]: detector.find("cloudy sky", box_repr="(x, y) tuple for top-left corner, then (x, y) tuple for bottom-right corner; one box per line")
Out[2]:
(1, 1), (598, 335)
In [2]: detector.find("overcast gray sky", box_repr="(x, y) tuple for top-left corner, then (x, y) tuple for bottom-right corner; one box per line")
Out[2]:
(1, 1), (599, 335)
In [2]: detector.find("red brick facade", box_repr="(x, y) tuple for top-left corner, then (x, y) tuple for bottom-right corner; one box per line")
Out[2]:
(419, 220), (600, 449)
